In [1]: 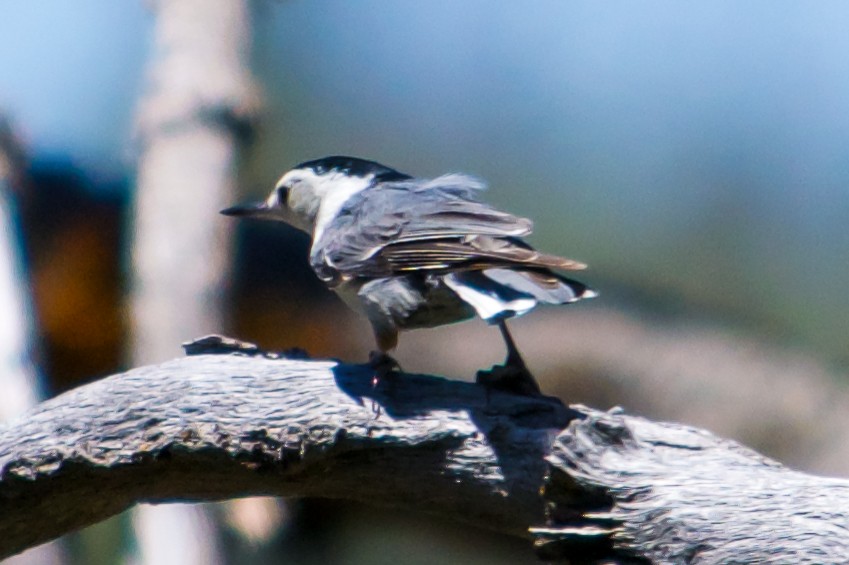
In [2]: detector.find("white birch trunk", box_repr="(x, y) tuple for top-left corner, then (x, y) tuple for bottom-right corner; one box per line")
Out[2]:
(129, 1), (259, 563)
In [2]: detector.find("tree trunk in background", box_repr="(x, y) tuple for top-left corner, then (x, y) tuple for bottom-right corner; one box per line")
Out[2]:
(132, 0), (257, 364)
(0, 117), (66, 564)
(130, 0), (259, 563)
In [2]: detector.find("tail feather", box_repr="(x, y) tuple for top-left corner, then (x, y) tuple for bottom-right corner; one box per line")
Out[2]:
(483, 268), (595, 304)
(444, 268), (596, 323)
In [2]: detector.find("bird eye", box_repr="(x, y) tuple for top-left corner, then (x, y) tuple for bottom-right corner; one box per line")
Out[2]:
(276, 185), (289, 203)
(272, 175), (304, 207)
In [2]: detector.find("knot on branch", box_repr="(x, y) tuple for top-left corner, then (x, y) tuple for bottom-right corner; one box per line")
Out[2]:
(182, 335), (310, 360)
(533, 407), (637, 562)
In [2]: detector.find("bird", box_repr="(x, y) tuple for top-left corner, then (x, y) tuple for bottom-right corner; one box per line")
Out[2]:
(222, 156), (596, 395)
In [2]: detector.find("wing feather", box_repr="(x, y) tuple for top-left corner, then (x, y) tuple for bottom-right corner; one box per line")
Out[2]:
(379, 237), (587, 272)
(312, 174), (583, 282)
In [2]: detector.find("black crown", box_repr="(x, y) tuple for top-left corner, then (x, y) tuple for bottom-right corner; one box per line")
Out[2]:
(295, 156), (412, 182)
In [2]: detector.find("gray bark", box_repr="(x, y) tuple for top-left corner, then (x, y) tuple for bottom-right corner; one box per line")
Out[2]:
(0, 344), (847, 563)
(536, 409), (849, 563)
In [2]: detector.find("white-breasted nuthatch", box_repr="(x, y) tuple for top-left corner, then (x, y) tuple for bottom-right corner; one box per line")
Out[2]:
(222, 156), (595, 395)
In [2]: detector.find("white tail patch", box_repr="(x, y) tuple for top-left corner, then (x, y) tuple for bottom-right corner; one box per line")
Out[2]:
(444, 272), (536, 322)
(482, 268), (584, 303)
(444, 268), (596, 323)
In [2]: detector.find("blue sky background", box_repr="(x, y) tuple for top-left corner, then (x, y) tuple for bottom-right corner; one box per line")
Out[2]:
(0, 1), (149, 178)
(0, 0), (847, 361)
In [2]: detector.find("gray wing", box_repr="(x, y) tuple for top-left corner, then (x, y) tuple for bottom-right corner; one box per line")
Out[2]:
(311, 174), (583, 284)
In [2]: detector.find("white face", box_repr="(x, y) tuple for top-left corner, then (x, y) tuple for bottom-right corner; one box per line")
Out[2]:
(273, 168), (374, 242)
(269, 169), (316, 232)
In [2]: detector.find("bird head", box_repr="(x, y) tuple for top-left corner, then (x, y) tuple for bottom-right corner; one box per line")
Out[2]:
(221, 156), (411, 236)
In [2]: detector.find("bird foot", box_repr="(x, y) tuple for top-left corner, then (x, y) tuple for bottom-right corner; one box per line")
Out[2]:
(368, 350), (402, 372)
(476, 362), (542, 397)
(366, 351), (403, 417)
(367, 351), (402, 385)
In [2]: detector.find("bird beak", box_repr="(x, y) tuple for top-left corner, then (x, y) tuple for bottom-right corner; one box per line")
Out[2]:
(220, 202), (271, 218)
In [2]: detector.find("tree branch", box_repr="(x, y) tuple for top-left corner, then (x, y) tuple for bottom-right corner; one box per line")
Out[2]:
(536, 408), (849, 563)
(1, 343), (847, 562)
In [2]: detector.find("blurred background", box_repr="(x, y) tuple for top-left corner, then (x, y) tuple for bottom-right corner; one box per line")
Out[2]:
(1, 1), (848, 563)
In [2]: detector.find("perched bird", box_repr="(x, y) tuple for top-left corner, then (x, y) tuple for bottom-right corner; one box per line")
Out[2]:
(222, 156), (595, 395)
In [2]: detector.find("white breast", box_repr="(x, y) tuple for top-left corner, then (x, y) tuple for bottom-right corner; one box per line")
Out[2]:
(312, 173), (374, 246)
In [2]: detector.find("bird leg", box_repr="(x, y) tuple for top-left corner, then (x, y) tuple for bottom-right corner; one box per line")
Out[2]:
(475, 320), (542, 396)
(368, 350), (402, 380)
(498, 319), (528, 370)
(368, 325), (403, 384)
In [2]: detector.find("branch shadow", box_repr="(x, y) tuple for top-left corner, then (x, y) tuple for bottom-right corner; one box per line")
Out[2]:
(331, 362), (583, 498)
(184, 336), (584, 510)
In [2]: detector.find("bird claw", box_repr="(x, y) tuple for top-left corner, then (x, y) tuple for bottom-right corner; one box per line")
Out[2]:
(368, 351), (402, 376)
(366, 351), (402, 418)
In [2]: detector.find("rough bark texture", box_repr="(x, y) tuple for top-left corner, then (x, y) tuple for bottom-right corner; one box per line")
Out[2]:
(536, 409), (849, 563)
(0, 345), (847, 563)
